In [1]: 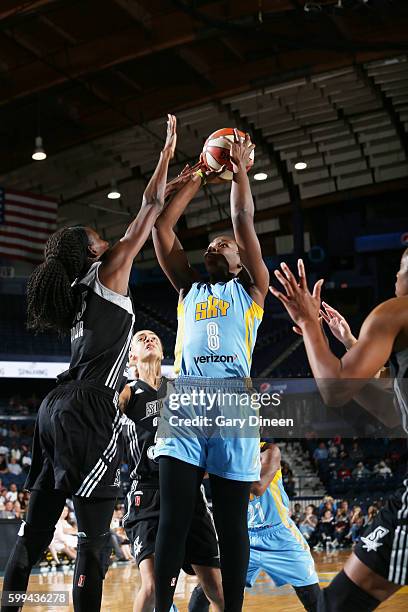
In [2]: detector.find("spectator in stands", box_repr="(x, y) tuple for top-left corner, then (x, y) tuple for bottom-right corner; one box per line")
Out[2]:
(281, 463), (296, 497)
(291, 502), (302, 526)
(349, 506), (364, 545)
(10, 442), (22, 463)
(333, 507), (350, 548)
(299, 505), (318, 541)
(17, 491), (28, 513)
(373, 460), (393, 478)
(8, 457), (22, 476)
(338, 448), (348, 461)
(349, 441), (364, 462)
(6, 483), (18, 502)
(13, 501), (22, 520)
(314, 509), (335, 550)
(365, 505), (378, 527)
(328, 441), (338, 459)
(48, 507), (77, 565)
(352, 461), (371, 480)
(0, 500), (16, 518)
(337, 464), (352, 480)
(313, 442), (329, 464)
(0, 453), (8, 474)
(20, 445), (32, 470)
(0, 487), (8, 504)
(318, 496), (336, 517)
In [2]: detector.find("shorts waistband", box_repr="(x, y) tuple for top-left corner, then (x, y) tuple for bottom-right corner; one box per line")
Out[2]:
(175, 376), (252, 390)
(131, 481), (159, 490)
(248, 522), (285, 535)
(57, 379), (118, 400)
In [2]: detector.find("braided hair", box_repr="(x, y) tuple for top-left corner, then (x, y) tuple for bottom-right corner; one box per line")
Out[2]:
(27, 226), (90, 334)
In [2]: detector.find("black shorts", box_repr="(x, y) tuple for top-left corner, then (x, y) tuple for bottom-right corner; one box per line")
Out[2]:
(123, 483), (220, 569)
(354, 478), (408, 586)
(25, 380), (123, 499)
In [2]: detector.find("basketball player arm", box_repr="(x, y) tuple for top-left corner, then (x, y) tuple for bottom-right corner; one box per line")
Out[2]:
(99, 115), (177, 295)
(251, 443), (281, 497)
(271, 262), (401, 410)
(152, 176), (202, 292)
(118, 385), (131, 414)
(230, 133), (269, 305)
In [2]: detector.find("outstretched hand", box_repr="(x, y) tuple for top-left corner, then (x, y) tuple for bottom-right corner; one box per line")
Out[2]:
(230, 129), (255, 172)
(164, 162), (201, 199)
(269, 259), (324, 328)
(162, 114), (177, 159)
(320, 301), (356, 349)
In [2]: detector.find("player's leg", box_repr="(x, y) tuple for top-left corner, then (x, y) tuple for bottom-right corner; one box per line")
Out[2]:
(133, 556), (155, 612)
(72, 496), (117, 612)
(154, 457), (205, 611)
(317, 558), (398, 611)
(188, 584), (210, 612)
(1, 489), (67, 612)
(209, 473), (252, 612)
(294, 584), (321, 612)
(191, 566), (223, 612)
(255, 522), (320, 612)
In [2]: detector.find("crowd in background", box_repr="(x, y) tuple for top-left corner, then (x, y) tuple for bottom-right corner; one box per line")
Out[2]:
(290, 495), (382, 551)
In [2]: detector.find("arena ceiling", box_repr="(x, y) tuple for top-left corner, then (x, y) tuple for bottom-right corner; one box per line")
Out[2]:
(0, 0), (407, 255)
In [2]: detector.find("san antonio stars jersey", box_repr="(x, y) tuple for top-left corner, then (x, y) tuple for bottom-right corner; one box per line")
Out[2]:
(122, 378), (168, 486)
(58, 261), (134, 395)
(174, 278), (263, 378)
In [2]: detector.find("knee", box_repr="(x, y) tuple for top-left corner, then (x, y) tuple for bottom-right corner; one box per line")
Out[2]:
(15, 521), (55, 567)
(76, 531), (112, 579)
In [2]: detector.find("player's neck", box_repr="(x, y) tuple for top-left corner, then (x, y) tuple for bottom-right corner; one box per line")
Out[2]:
(209, 270), (236, 284)
(138, 361), (162, 390)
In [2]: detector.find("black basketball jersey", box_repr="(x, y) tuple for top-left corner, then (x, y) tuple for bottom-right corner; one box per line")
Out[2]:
(390, 347), (408, 436)
(122, 378), (167, 486)
(57, 262), (135, 395)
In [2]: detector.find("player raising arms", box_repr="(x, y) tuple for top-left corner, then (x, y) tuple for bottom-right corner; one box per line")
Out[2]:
(270, 252), (408, 611)
(152, 130), (269, 611)
(119, 329), (223, 612)
(1, 116), (178, 612)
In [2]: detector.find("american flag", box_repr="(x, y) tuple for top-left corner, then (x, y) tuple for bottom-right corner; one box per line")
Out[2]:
(0, 188), (57, 264)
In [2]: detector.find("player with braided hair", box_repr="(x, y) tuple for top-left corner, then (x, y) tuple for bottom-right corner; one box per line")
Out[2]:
(27, 226), (91, 333)
(1, 115), (181, 612)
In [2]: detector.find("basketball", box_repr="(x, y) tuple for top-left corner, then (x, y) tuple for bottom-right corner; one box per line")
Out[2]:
(201, 128), (255, 181)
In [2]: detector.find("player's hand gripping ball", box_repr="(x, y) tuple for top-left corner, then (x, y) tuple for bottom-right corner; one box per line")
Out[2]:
(201, 128), (255, 181)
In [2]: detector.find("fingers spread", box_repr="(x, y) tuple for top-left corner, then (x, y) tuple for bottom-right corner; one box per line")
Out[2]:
(274, 269), (293, 296)
(269, 286), (290, 304)
(312, 279), (324, 301)
(297, 259), (307, 291)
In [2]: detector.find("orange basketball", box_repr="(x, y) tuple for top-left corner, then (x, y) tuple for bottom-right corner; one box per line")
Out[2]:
(201, 128), (255, 181)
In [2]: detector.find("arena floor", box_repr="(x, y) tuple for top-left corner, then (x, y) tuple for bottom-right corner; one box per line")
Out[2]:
(2, 552), (407, 611)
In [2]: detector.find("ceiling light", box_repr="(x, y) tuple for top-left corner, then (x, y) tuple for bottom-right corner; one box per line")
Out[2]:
(254, 172), (268, 181)
(294, 161), (308, 170)
(107, 179), (121, 200)
(32, 136), (47, 161)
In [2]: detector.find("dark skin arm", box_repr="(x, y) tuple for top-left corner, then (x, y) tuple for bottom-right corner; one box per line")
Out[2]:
(270, 259), (408, 404)
(230, 130), (269, 308)
(152, 172), (202, 294)
(251, 443), (281, 497)
(98, 115), (177, 295)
